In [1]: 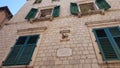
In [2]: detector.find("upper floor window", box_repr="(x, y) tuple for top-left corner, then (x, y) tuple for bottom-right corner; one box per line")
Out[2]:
(25, 6), (60, 22)
(93, 27), (120, 61)
(34, 0), (42, 4)
(2, 35), (39, 66)
(70, 0), (111, 17)
(95, 0), (111, 10)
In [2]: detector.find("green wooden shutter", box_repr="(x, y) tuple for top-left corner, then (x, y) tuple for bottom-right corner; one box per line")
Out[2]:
(93, 29), (118, 60)
(109, 27), (120, 49)
(25, 8), (38, 20)
(3, 36), (27, 66)
(16, 35), (39, 65)
(70, 3), (79, 15)
(3, 35), (39, 66)
(95, 0), (111, 10)
(52, 6), (60, 17)
(34, 0), (42, 4)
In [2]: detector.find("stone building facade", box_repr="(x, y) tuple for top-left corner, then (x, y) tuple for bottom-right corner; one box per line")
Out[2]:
(0, 0), (120, 68)
(0, 6), (13, 29)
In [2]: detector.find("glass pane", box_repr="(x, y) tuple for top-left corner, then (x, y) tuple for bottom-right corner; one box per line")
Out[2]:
(15, 36), (27, 45)
(40, 9), (52, 17)
(114, 37), (120, 49)
(99, 38), (118, 59)
(27, 35), (39, 44)
(79, 3), (95, 13)
(109, 27), (120, 36)
(96, 29), (107, 37)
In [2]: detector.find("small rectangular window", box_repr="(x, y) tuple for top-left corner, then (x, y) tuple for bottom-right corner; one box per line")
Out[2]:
(34, 0), (42, 4)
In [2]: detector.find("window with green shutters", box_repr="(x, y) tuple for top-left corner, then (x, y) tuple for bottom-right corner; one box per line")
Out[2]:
(25, 8), (38, 20)
(2, 35), (39, 66)
(70, 3), (79, 15)
(95, 0), (111, 10)
(52, 6), (60, 17)
(93, 27), (120, 61)
(34, 0), (42, 4)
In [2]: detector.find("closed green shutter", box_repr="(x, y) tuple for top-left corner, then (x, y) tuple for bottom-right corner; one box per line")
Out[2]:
(16, 35), (39, 65)
(95, 0), (111, 10)
(52, 6), (60, 17)
(3, 35), (39, 66)
(93, 29), (118, 60)
(34, 0), (42, 4)
(3, 36), (27, 66)
(25, 8), (38, 20)
(70, 3), (79, 15)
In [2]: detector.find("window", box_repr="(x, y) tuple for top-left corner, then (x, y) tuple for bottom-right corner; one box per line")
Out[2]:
(95, 0), (111, 10)
(2, 35), (39, 66)
(93, 27), (120, 61)
(70, 1), (110, 16)
(52, 0), (59, 1)
(79, 3), (96, 15)
(38, 8), (53, 19)
(34, 0), (42, 4)
(25, 6), (60, 22)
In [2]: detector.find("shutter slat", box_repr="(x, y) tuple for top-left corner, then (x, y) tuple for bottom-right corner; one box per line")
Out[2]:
(25, 8), (38, 20)
(70, 3), (79, 15)
(95, 0), (111, 10)
(52, 6), (60, 17)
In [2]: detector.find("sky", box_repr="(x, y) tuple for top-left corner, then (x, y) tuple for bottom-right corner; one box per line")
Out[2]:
(0, 0), (26, 15)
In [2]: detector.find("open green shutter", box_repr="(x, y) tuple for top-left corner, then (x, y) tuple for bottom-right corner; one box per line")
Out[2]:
(95, 0), (111, 10)
(3, 36), (27, 66)
(25, 8), (38, 20)
(70, 3), (79, 15)
(16, 35), (39, 65)
(52, 6), (60, 17)
(34, 0), (42, 4)
(93, 29), (118, 60)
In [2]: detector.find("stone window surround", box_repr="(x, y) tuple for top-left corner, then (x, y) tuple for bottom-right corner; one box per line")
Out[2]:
(1, 27), (45, 68)
(74, 0), (105, 17)
(30, 5), (57, 23)
(86, 19), (120, 64)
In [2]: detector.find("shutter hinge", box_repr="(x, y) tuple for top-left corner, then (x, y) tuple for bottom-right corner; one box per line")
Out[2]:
(99, 52), (101, 54)
(95, 40), (97, 42)
(2, 61), (4, 63)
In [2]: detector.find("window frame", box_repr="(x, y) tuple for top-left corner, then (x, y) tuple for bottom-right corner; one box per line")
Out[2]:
(77, 1), (104, 17)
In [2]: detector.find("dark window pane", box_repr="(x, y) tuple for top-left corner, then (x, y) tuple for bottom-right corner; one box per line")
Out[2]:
(15, 36), (27, 45)
(114, 37), (120, 49)
(109, 27), (120, 36)
(96, 29), (107, 37)
(27, 35), (39, 44)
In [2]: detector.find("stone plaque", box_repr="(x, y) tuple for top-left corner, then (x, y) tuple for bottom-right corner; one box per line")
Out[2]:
(57, 48), (72, 57)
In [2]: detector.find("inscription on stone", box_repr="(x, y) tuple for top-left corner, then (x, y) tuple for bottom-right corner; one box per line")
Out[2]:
(57, 48), (72, 57)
